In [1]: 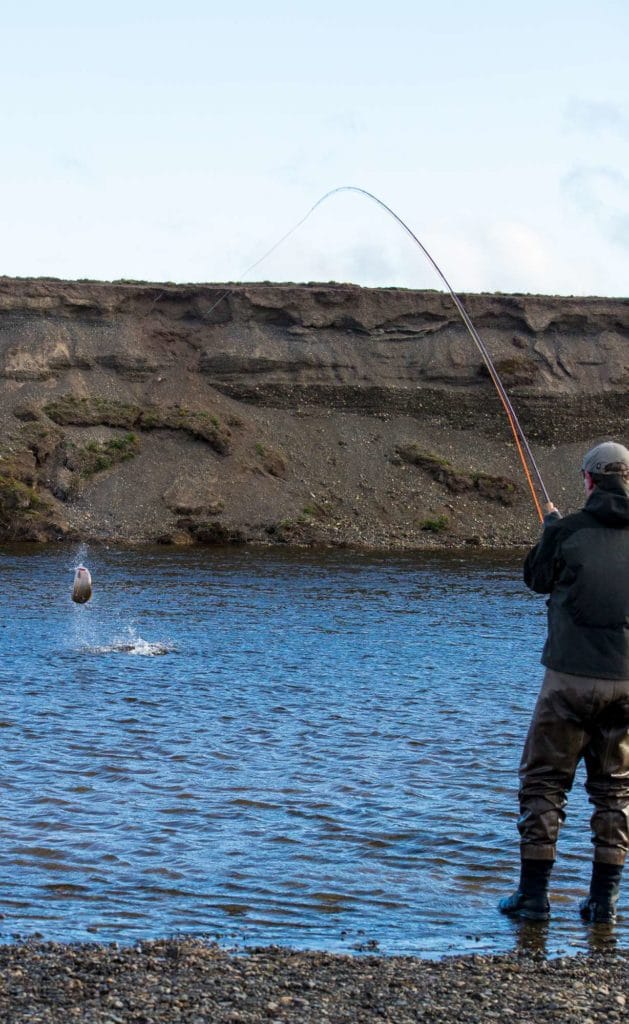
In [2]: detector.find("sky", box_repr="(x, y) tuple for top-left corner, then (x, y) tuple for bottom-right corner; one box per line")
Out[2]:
(1, 1), (628, 296)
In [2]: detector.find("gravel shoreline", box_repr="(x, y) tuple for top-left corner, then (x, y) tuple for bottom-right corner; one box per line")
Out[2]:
(0, 939), (627, 1023)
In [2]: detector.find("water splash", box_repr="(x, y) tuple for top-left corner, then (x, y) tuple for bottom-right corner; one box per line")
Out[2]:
(63, 558), (172, 656)
(89, 637), (173, 657)
(69, 542), (90, 571)
(88, 626), (174, 656)
(68, 589), (96, 652)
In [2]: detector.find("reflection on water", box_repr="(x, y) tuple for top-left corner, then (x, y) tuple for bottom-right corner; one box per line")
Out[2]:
(0, 545), (625, 957)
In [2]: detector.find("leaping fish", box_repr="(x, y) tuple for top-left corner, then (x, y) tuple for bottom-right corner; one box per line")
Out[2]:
(72, 565), (93, 604)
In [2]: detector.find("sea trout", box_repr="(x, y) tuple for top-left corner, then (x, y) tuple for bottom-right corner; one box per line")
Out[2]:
(72, 565), (93, 604)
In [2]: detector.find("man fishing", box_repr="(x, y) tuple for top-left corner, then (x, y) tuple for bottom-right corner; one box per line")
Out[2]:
(499, 440), (629, 924)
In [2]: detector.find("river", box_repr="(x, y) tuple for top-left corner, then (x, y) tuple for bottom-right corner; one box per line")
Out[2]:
(0, 545), (623, 957)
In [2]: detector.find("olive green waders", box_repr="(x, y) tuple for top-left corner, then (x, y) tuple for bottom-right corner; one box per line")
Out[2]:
(518, 668), (629, 866)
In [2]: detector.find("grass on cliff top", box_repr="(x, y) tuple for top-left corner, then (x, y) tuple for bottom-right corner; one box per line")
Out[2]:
(396, 443), (518, 505)
(43, 395), (230, 455)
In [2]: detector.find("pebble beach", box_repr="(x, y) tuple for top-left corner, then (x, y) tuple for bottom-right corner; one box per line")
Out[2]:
(0, 939), (627, 1023)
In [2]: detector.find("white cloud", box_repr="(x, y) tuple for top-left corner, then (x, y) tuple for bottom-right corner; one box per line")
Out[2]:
(562, 165), (629, 251)
(564, 98), (629, 138)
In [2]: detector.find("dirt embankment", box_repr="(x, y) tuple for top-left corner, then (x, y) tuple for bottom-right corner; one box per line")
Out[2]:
(0, 277), (627, 549)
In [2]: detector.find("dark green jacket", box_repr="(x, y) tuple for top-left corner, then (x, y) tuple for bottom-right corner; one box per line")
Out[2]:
(524, 478), (629, 679)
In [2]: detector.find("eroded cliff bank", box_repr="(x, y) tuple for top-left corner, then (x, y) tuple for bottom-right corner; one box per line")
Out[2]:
(0, 277), (627, 549)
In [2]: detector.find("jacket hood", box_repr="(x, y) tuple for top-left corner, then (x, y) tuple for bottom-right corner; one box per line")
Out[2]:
(585, 477), (629, 526)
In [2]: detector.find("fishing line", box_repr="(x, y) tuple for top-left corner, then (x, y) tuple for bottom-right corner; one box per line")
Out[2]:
(205, 186), (550, 520)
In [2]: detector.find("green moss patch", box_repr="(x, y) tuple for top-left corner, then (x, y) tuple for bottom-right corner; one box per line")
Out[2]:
(66, 433), (140, 477)
(0, 475), (44, 514)
(0, 472), (52, 539)
(419, 514), (450, 533)
(396, 444), (518, 505)
(44, 396), (231, 455)
(44, 395), (139, 428)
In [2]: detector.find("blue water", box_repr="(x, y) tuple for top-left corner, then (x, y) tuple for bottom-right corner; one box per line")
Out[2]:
(0, 545), (624, 957)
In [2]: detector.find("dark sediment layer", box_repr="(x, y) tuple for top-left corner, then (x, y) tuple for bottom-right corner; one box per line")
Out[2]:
(0, 277), (627, 548)
(0, 939), (627, 1023)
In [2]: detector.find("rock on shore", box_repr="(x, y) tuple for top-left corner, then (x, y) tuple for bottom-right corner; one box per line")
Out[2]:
(0, 277), (627, 548)
(0, 939), (627, 1023)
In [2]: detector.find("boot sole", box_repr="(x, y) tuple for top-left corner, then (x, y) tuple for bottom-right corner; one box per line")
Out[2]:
(498, 902), (550, 921)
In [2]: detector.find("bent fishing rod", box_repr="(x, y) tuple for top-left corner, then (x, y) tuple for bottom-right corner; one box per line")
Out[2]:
(206, 186), (551, 521)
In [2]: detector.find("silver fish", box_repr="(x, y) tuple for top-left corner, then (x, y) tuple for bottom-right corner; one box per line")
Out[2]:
(72, 565), (93, 604)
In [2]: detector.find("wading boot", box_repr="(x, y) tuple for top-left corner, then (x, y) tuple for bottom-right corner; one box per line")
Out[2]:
(498, 858), (553, 921)
(579, 862), (623, 924)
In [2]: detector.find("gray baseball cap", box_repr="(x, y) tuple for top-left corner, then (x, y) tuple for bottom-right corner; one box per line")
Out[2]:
(582, 441), (629, 475)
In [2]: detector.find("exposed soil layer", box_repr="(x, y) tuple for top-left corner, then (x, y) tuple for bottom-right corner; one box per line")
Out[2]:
(0, 277), (627, 548)
(0, 940), (627, 1023)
